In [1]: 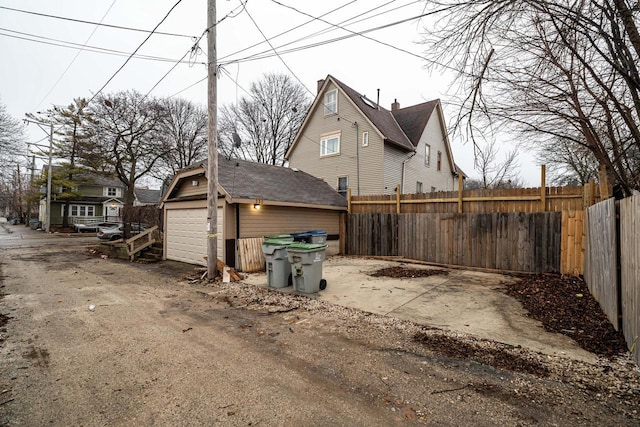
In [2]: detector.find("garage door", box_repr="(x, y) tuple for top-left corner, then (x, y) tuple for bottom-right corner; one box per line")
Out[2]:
(166, 207), (223, 266)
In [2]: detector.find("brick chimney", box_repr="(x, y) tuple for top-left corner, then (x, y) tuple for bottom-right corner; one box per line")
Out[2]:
(317, 79), (325, 94)
(391, 99), (400, 111)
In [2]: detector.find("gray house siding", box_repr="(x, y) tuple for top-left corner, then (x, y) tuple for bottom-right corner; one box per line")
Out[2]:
(288, 81), (387, 196)
(383, 145), (411, 195)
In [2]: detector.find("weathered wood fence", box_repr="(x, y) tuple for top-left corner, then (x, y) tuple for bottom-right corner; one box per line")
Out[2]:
(346, 212), (569, 273)
(584, 194), (640, 364)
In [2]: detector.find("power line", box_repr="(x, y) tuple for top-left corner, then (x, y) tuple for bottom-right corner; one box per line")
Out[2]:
(240, 0), (313, 96)
(88, 0), (184, 104)
(0, 29), (201, 64)
(0, 5), (195, 38)
(169, 76), (207, 98)
(33, 0), (118, 112)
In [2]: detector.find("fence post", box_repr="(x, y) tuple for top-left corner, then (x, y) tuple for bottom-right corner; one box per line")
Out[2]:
(458, 173), (463, 213)
(347, 187), (352, 213)
(598, 165), (610, 201)
(396, 185), (401, 213)
(540, 164), (546, 212)
(589, 179), (596, 207)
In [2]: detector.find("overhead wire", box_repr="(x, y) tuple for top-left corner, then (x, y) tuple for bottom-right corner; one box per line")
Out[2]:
(33, 0), (118, 112)
(0, 28), (201, 64)
(0, 5), (196, 38)
(87, 0), (184, 105)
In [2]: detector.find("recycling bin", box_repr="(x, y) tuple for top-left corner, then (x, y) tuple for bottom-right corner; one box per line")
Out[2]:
(261, 238), (293, 288)
(291, 232), (311, 243)
(286, 243), (328, 293)
(305, 230), (327, 244)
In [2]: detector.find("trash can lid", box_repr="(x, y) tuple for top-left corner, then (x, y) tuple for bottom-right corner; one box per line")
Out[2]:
(305, 230), (327, 235)
(287, 243), (327, 251)
(263, 239), (294, 246)
(265, 234), (293, 240)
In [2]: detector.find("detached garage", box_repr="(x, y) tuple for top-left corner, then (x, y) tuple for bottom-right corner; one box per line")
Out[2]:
(160, 157), (347, 270)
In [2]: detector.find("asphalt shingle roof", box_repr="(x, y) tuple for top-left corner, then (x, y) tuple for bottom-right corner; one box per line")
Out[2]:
(135, 188), (162, 205)
(184, 158), (347, 208)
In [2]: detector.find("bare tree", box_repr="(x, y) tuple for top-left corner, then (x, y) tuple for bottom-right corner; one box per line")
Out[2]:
(421, 0), (640, 195)
(0, 99), (25, 176)
(153, 97), (208, 181)
(89, 90), (168, 234)
(536, 137), (600, 185)
(218, 73), (310, 165)
(464, 140), (522, 189)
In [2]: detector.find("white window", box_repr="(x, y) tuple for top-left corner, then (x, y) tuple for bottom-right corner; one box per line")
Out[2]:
(337, 176), (348, 198)
(104, 187), (120, 197)
(324, 89), (337, 115)
(362, 131), (369, 147)
(70, 204), (95, 217)
(416, 182), (423, 193)
(320, 133), (340, 156)
(425, 144), (431, 166)
(437, 151), (442, 171)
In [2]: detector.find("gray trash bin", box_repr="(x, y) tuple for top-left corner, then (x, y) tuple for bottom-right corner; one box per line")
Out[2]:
(286, 243), (328, 293)
(261, 238), (293, 288)
(305, 230), (327, 244)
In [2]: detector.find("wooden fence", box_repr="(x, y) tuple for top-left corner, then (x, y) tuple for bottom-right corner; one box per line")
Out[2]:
(583, 199), (618, 329)
(584, 194), (640, 365)
(620, 195), (640, 364)
(349, 183), (601, 214)
(346, 212), (566, 273)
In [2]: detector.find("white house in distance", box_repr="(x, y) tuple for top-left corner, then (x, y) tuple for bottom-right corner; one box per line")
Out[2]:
(286, 75), (462, 196)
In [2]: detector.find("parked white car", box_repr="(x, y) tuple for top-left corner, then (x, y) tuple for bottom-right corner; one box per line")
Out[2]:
(97, 224), (145, 241)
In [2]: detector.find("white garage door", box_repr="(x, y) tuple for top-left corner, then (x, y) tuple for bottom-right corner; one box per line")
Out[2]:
(166, 207), (223, 266)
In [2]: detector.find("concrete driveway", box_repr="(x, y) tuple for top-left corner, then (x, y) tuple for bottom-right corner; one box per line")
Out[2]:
(242, 256), (596, 363)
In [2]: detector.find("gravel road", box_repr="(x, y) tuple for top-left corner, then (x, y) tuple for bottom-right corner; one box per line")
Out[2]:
(0, 243), (638, 426)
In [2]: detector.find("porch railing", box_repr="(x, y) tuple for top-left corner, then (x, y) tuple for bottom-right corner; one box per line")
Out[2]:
(125, 226), (160, 261)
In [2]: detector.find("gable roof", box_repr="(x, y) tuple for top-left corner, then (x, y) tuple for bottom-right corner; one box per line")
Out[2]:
(161, 157), (347, 210)
(286, 75), (453, 160)
(135, 188), (162, 205)
(43, 165), (123, 188)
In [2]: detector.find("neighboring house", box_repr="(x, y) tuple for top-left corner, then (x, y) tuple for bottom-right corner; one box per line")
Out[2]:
(286, 75), (462, 196)
(134, 188), (162, 206)
(160, 157), (347, 268)
(39, 168), (125, 228)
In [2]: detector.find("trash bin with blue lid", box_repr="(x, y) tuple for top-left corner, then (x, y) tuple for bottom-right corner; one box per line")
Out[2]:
(286, 243), (328, 293)
(305, 230), (327, 244)
(261, 238), (294, 288)
(291, 232), (312, 243)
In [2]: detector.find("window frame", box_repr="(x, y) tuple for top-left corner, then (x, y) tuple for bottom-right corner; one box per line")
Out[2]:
(362, 131), (369, 147)
(320, 132), (341, 157)
(69, 204), (95, 217)
(337, 176), (348, 197)
(324, 89), (338, 116)
(425, 144), (431, 166)
(437, 151), (442, 171)
(416, 181), (423, 193)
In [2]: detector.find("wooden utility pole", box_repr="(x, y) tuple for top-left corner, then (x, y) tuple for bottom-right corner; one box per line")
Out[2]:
(206, 0), (218, 279)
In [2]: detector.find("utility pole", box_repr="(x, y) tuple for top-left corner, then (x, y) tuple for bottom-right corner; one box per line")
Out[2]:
(24, 117), (54, 233)
(206, 0), (218, 279)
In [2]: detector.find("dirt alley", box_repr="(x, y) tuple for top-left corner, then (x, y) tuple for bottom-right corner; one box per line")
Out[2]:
(0, 244), (639, 426)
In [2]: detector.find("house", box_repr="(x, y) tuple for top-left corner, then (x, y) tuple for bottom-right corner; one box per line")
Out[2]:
(159, 157), (347, 268)
(39, 168), (125, 228)
(134, 188), (162, 206)
(286, 75), (462, 196)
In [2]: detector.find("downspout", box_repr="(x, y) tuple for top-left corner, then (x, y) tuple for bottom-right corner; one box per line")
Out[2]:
(401, 151), (416, 194)
(354, 121), (360, 196)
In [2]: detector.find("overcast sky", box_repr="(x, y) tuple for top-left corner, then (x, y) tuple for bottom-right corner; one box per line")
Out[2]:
(0, 0), (542, 186)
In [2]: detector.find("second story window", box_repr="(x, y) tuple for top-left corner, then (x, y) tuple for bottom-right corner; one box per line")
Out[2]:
(362, 131), (369, 147)
(107, 187), (117, 197)
(324, 89), (337, 116)
(320, 133), (340, 156)
(425, 144), (431, 166)
(437, 151), (442, 171)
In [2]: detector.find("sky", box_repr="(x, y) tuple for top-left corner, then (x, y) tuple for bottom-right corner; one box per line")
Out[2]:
(0, 0), (543, 187)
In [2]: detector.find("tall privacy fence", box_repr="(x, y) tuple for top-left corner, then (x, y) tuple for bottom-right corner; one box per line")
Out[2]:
(584, 195), (640, 364)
